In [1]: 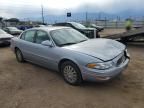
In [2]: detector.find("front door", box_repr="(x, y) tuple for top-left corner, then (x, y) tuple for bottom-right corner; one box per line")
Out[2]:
(30, 30), (58, 69)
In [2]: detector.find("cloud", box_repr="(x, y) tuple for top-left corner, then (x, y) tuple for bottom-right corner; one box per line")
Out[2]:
(0, 0), (144, 18)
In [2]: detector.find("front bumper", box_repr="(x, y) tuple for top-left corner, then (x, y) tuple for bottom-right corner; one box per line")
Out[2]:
(81, 58), (130, 82)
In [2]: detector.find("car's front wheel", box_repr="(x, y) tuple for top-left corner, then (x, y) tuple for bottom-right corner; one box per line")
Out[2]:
(61, 61), (82, 85)
(15, 48), (24, 62)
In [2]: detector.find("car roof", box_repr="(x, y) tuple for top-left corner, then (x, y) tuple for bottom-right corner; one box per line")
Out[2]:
(28, 26), (71, 32)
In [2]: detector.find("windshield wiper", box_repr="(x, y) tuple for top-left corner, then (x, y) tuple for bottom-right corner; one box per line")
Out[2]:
(60, 42), (77, 46)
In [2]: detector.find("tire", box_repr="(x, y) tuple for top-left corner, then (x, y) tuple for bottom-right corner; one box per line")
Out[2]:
(61, 61), (82, 85)
(15, 48), (24, 62)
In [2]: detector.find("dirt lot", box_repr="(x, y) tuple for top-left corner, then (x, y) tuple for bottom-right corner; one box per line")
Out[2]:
(0, 43), (144, 108)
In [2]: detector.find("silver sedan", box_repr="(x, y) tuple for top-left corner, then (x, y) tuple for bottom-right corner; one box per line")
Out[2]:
(11, 27), (130, 85)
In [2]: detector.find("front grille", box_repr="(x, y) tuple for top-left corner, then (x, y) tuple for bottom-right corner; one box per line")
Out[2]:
(116, 54), (126, 66)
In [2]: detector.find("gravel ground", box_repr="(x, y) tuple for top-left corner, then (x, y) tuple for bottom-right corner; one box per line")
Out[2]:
(0, 43), (144, 108)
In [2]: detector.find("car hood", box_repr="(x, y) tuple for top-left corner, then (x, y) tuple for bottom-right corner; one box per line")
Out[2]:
(63, 39), (125, 61)
(0, 33), (14, 39)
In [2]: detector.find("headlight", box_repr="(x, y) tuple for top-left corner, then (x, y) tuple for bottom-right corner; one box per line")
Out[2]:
(86, 61), (113, 70)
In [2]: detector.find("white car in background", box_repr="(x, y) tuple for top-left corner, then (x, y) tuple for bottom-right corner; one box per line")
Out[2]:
(3, 27), (23, 35)
(0, 29), (14, 45)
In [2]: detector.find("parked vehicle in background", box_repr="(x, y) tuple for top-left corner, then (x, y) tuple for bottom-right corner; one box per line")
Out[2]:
(17, 26), (32, 31)
(11, 27), (130, 85)
(3, 27), (23, 35)
(38, 25), (46, 27)
(33, 25), (46, 27)
(0, 29), (13, 45)
(89, 24), (104, 32)
(53, 22), (100, 38)
(17, 26), (27, 31)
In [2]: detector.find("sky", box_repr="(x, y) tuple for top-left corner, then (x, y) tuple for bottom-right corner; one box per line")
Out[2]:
(0, 0), (144, 19)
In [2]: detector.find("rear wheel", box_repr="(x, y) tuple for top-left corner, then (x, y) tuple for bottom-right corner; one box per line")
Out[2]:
(61, 61), (82, 85)
(15, 48), (24, 62)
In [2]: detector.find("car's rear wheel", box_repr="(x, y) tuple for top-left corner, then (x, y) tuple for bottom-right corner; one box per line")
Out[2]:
(15, 48), (24, 62)
(61, 61), (82, 85)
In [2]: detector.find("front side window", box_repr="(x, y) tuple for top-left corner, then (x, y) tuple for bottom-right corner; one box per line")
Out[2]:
(35, 30), (49, 44)
(65, 23), (72, 27)
(54, 23), (65, 26)
(24, 30), (36, 42)
(3, 28), (9, 32)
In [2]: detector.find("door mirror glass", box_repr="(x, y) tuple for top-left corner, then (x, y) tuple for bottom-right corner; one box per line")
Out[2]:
(41, 40), (53, 47)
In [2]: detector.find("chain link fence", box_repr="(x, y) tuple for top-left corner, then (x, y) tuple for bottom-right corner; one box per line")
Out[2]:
(80, 20), (144, 28)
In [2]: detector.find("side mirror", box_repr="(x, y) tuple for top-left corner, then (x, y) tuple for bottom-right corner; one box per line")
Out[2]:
(41, 40), (54, 47)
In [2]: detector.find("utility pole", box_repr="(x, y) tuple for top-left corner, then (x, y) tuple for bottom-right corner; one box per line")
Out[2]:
(41, 4), (44, 24)
(86, 11), (88, 24)
(85, 4), (88, 26)
(98, 12), (101, 21)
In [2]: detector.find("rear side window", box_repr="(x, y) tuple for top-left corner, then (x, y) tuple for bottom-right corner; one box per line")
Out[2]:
(24, 30), (36, 42)
(35, 30), (50, 44)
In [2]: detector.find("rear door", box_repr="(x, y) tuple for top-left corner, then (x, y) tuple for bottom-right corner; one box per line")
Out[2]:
(18, 30), (36, 61)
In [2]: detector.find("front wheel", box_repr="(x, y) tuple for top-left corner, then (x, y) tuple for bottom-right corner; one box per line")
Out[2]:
(61, 61), (82, 85)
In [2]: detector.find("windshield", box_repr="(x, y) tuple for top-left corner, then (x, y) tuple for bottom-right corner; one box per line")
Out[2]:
(0, 29), (7, 34)
(7, 27), (18, 31)
(70, 22), (86, 29)
(50, 28), (88, 46)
